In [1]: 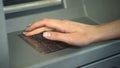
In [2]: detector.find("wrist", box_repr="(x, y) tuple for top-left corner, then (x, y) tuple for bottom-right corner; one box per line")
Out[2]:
(92, 24), (112, 43)
(90, 25), (107, 43)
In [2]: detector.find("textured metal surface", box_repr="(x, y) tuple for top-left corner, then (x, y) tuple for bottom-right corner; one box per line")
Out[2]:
(19, 33), (71, 54)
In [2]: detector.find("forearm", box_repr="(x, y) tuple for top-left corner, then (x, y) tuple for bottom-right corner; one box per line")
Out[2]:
(96, 20), (120, 41)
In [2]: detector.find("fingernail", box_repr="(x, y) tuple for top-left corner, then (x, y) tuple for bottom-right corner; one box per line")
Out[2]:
(27, 23), (32, 27)
(43, 32), (51, 37)
(23, 32), (27, 34)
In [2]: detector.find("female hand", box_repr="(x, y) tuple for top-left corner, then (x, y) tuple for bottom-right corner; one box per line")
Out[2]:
(24, 18), (100, 46)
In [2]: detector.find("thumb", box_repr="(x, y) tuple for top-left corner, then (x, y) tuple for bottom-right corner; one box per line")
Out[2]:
(43, 32), (68, 42)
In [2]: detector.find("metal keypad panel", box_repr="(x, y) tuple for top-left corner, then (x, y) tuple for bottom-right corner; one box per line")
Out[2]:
(19, 33), (72, 54)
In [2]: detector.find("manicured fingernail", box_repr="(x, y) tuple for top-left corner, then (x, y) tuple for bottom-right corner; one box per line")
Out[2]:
(43, 32), (51, 37)
(23, 32), (27, 34)
(27, 23), (32, 27)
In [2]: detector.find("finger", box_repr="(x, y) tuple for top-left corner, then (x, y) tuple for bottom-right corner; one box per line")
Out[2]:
(43, 31), (73, 44)
(26, 18), (64, 32)
(25, 19), (47, 31)
(24, 27), (53, 36)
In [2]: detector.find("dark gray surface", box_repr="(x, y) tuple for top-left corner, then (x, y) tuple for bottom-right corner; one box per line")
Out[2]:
(81, 53), (120, 68)
(0, 0), (9, 68)
(8, 17), (120, 68)
(84, 0), (120, 23)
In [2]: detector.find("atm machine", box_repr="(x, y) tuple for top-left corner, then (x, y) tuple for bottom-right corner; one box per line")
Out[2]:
(0, 0), (120, 68)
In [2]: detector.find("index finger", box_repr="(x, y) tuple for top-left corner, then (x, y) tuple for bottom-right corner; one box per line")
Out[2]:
(26, 18), (64, 32)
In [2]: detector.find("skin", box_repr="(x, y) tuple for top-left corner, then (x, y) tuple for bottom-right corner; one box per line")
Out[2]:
(24, 18), (120, 46)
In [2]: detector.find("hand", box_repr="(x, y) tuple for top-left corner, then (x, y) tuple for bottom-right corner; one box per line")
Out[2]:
(24, 18), (100, 46)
